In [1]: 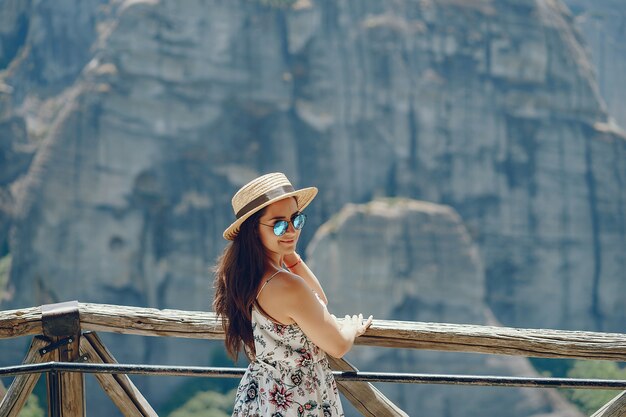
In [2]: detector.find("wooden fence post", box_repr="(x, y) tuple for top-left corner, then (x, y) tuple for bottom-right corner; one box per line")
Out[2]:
(41, 301), (85, 417)
(79, 332), (158, 417)
(591, 391), (626, 417)
(0, 337), (51, 417)
(327, 356), (409, 417)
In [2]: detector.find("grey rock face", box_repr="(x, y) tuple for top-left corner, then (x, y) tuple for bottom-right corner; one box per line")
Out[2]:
(0, 117), (30, 185)
(563, 0), (626, 130)
(0, 0), (624, 414)
(307, 198), (582, 417)
(308, 199), (485, 322)
(0, 115), (32, 259)
(2, 0), (624, 329)
(0, 0), (103, 99)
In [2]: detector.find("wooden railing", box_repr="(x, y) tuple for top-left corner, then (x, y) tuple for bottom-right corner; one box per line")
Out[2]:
(1, 301), (626, 416)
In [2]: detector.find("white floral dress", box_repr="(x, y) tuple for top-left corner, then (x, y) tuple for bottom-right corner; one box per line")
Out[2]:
(231, 300), (344, 416)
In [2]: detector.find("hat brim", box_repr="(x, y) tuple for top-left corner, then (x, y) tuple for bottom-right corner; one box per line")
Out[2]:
(223, 187), (318, 240)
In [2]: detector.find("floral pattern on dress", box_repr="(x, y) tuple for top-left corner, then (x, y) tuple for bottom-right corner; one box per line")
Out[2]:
(232, 308), (344, 417)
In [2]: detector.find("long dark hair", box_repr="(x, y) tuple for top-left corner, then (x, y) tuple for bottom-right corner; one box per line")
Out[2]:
(213, 208), (267, 360)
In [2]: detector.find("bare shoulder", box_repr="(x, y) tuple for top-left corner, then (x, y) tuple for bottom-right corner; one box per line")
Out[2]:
(263, 270), (310, 298)
(256, 271), (313, 324)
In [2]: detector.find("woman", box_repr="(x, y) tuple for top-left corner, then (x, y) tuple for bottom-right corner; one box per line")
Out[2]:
(214, 172), (373, 417)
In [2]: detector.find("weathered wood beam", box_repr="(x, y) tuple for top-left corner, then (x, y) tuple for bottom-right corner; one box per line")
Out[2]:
(327, 356), (408, 417)
(0, 306), (42, 339)
(0, 337), (51, 417)
(79, 332), (157, 417)
(356, 319), (626, 361)
(78, 303), (626, 361)
(591, 391), (626, 417)
(3, 303), (626, 361)
(79, 303), (223, 339)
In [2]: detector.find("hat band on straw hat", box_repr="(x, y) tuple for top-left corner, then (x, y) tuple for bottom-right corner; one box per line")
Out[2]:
(235, 185), (295, 219)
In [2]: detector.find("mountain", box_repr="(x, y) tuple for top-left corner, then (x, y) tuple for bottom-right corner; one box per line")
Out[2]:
(563, 0), (626, 130)
(307, 198), (582, 417)
(0, 0), (624, 414)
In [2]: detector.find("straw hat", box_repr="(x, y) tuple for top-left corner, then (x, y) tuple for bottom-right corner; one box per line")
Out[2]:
(223, 172), (318, 240)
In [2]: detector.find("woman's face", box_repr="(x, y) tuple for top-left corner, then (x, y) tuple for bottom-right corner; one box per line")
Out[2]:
(257, 197), (300, 257)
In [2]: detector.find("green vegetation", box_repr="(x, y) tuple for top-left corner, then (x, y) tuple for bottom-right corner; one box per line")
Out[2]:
(0, 377), (44, 417)
(159, 376), (239, 417)
(159, 346), (240, 416)
(167, 388), (237, 417)
(530, 358), (626, 415)
(20, 394), (45, 417)
(565, 361), (626, 414)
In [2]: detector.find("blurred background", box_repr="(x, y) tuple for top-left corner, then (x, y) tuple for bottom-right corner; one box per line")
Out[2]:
(0, 0), (625, 416)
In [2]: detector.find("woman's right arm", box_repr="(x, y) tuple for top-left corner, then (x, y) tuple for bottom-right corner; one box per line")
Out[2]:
(276, 274), (372, 358)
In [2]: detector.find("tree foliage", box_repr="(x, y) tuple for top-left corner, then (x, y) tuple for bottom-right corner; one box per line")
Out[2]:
(565, 361), (626, 415)
(20, 394), (45, 417)
(167, 388), (237, 417)
(158, 345), (240, 416)
(530, 358), (626, 414)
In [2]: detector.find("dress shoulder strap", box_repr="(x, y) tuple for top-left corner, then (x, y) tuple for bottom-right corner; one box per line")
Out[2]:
(255, 269), (283, 299)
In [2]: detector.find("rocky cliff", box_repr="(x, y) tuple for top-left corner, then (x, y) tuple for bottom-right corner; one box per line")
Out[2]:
(0, 0), (625, 414)
(564, 0), (626, 130)
(3, 0), (623, 330)
(308, 198), (583, 417)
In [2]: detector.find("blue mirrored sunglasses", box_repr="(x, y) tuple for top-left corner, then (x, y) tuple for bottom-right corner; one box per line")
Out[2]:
(260, 213), (307, 236)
